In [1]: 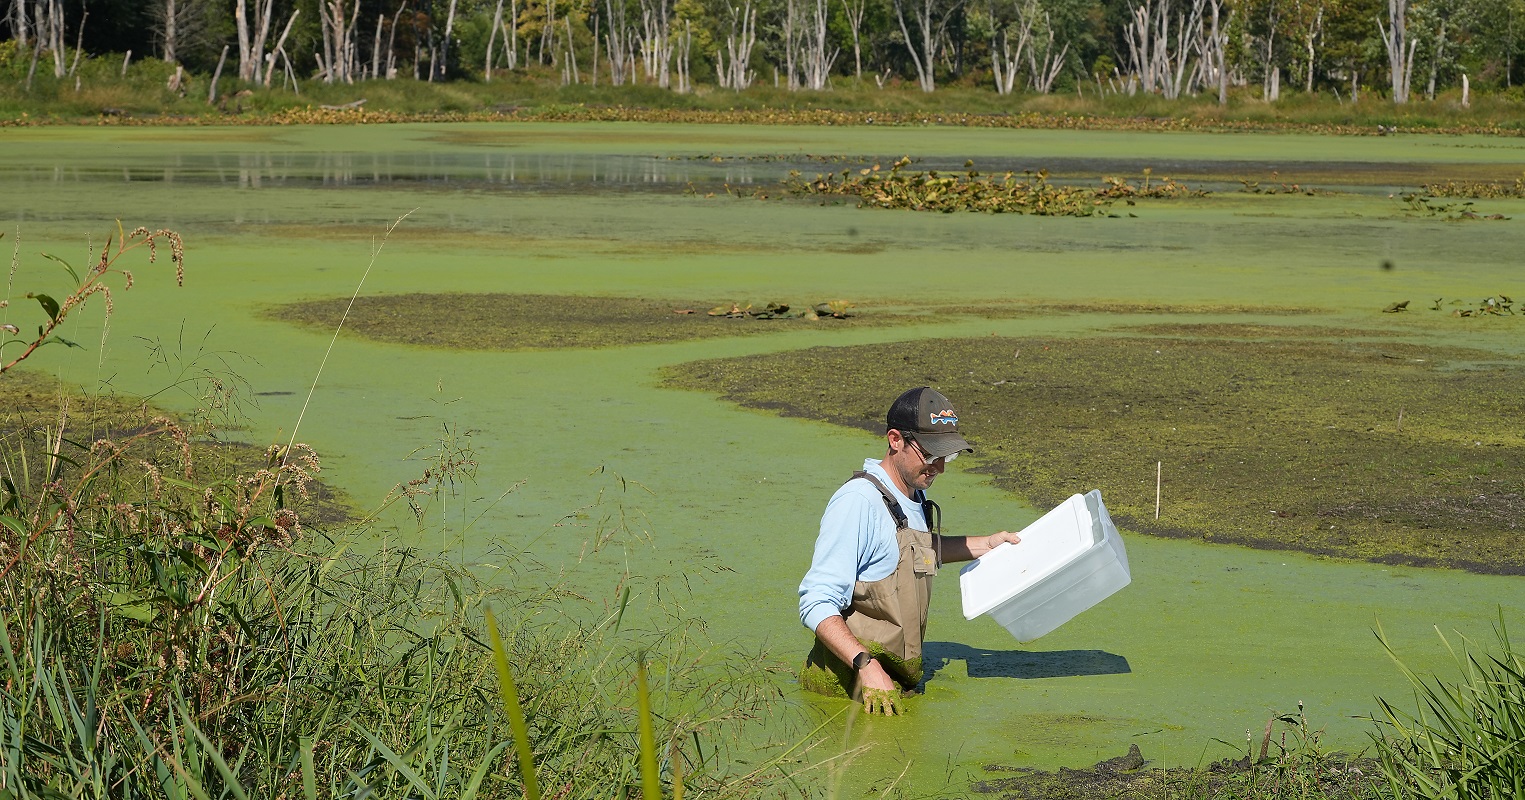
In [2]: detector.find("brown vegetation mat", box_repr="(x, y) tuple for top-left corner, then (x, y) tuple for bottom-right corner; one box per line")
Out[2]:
(971, 745), (1380, 800)
(1, 370), (352, 527)
(267, 293), (902, 350)
(949, 303), (1321, 319)
(663, 328), (1525, 573)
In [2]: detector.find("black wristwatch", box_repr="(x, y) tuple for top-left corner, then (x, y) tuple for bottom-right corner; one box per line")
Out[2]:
(852, 651), (873, 671)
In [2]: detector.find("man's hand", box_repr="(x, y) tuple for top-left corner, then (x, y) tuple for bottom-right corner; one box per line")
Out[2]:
(857, 660), (902, 716)
(985, 531), (1021, 552)
(863, 687), (902, 716)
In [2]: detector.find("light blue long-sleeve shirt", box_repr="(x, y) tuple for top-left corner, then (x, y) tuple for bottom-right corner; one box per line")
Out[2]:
(798, 458), (930, 632)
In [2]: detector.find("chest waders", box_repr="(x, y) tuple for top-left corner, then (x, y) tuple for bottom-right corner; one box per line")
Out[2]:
(801, 471), (942, 698)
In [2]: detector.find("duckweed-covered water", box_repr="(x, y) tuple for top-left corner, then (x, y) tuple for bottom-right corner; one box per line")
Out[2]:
(3, 122), (1524, 793)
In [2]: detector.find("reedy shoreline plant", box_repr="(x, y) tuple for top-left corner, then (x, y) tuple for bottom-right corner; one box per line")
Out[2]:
(1369, 614), (1525, 800)
(0, 224), (806, 798)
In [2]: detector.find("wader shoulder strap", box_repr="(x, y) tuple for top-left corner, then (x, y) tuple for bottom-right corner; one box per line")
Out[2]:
(849, 471), (909, 530)
(848, 471), (943, 534)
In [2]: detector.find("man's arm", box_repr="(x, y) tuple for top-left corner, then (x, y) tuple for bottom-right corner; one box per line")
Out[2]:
(936, 530), (1022, 563)
(813, 614), (899, 693)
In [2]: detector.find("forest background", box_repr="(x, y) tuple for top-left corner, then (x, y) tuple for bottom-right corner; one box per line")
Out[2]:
(3, 0), (1521, 117)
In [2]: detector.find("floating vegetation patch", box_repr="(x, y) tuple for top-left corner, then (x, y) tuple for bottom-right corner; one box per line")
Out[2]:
(663, 330), (1525, 573)
(0, 370), (353, 527)
(1422, 175), (1525, 198)
(1397, 193), (1511, 220)
(267, 293), (900, 351)
(1236, 177), (1339, 195)
(1379, 295), (1519, 316)
(779, 158), (1205, 215)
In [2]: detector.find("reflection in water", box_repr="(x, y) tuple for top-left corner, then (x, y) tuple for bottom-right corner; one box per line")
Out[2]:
(6, 152), (782, 191)
(4, 151), (1434, 195)
(924, 641), (1132, 681)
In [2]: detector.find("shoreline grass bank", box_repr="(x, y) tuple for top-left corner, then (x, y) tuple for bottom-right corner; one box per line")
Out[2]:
(5, 63), (1525, 134)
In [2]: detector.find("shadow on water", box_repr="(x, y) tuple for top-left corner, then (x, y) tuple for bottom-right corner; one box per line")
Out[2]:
(924, 641), (1131, 681)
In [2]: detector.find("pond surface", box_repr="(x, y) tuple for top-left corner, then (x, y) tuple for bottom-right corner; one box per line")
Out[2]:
(3, 121), (1523, 793)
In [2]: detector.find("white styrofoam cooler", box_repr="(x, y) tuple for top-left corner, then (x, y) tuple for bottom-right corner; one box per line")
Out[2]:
(959, 490), (1130, 642)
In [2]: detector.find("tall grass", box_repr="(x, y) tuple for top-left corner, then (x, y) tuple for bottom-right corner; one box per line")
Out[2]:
(0, 406), (802, 797)
(1370, 614), (1525, 800)
(0, 226), (805, 797)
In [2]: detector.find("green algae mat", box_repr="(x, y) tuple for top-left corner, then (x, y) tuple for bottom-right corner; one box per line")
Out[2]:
(3, 122), (1525, 795)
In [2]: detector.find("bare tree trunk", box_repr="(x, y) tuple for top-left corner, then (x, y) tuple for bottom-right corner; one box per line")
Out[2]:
(264, 10), (298, 86)
(638, 0), (671, 87)
(388, 3), (407, 77)
(209, 44), (229, 102)
(1302, 5), (1321, 93)
(841, 0), (865, 79)
(605, 0), (631, 84)
(675, 17), (691, 90)
(783, 0), (797, 89)
(439, 0), (459, 79)
(1425, 18), (1445, 100)
(46, 0), (65, 77)
(67, 9), (85, 76)
(539, 0), (556, 64)
(1377, 0), (1409, 102)
(372, 12), (384, 78)
(486, 0), (505, 79)
(1209, 0), (1227, 103)
(716, 0), (755, 88)
(10, 0), (29, 50)
(894, 0), (954, 91)
(236, 0), (277, 82)
(990, 0), (1033, 95)
(1027, 25), (1068, 92)
(162, 0), (177, 62)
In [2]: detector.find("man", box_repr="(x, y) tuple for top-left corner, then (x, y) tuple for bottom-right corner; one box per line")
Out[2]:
(799, 386), (1023, 715)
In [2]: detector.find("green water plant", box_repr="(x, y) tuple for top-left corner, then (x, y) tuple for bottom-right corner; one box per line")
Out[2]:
(1369, 615), (1525, 800)
(0, 223), (184, 375)
(782, 158), (1203, 215)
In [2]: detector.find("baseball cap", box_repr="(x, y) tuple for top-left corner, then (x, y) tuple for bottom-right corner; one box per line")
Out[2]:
(885, 387), (973, 459)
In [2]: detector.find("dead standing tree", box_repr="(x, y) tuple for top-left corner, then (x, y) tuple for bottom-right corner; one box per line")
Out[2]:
(484, 0), (518, 79)
(638, 0), (672, 86)
(989, 0), (1033, 95)
(1384, 0), (1415, 101)
(318, 0), (361, 82)
(715, 0), (756, 88)
(787, 0), (836, 89)
(1206, 0), (1229, 102)
(894, 0), (963, 91)
(839, 0), (866, 79)
(1024, 3), (1069, 92)
(1376, 0), (1416, 102)
(235, 0), (277, 81)
(9, 0), (29, 51)
(1123, 0), (1204, 98)
(604, 0), (634, 84)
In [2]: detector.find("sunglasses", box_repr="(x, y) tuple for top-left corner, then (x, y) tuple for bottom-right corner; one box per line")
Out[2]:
(901, 433), (958, 464)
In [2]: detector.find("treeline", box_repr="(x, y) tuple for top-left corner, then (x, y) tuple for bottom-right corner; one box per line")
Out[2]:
(3, 0), (1523, 101)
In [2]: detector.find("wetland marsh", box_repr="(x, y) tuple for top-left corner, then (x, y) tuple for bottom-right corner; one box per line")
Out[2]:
(3, 121), (1524, 795)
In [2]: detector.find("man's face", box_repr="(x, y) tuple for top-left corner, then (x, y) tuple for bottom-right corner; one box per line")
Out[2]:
(887, 432), (947, 494)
